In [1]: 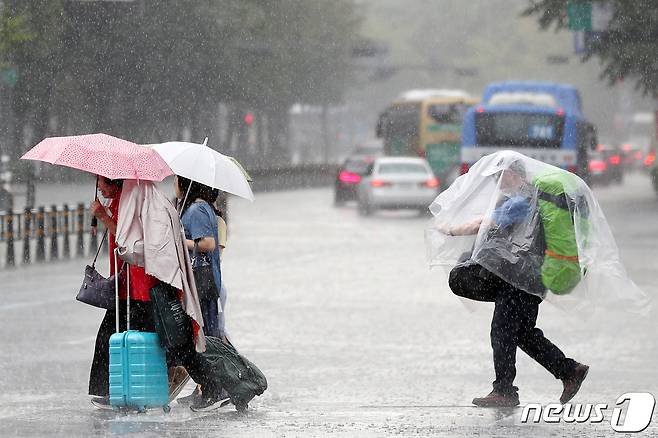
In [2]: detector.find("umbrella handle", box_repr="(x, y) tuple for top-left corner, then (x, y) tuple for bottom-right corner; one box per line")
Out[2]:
(91, 176), (98, 228)
(177, 181), (193, 215)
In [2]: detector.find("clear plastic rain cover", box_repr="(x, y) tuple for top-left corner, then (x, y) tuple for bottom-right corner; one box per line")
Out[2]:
(425, 150), (650, 313)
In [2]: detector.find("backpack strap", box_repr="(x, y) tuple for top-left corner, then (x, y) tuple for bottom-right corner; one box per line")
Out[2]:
(545, 249), (579, 262)
(537, 190), (571, 211)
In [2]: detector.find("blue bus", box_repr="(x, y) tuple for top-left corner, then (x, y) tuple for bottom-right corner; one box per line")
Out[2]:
(461, 81), (596, 182)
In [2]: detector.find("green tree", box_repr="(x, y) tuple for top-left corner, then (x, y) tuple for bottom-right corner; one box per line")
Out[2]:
(0, 12), (33, 55)
(524, 0), (658, 96)
(0, 0), (65, 204)
(1, 0), (363, 174)
(218, 0), (360, 164)
(1, 1), (64, 161)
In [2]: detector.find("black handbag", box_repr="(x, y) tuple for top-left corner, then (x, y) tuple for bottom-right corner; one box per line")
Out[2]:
(149, 282), (193, 351)
(76, 230), (124, 309)
(191, 241), (219, 301)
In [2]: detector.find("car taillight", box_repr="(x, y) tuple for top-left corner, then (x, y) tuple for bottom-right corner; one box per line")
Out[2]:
(370, 179), (390, 187)
(424, 177), (440, 188)
(645, 150), (656, 167)
(460, 163), (470, 175)
(589, 161), (607, 172)
(608, 155), (621, 166)
(338, 171), (361, 184)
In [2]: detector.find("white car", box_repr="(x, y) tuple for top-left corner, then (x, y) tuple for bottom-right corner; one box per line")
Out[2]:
(356, 157), (440, 216)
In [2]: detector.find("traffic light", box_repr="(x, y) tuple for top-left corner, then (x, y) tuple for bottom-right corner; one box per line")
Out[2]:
(243, 113), (254, 126)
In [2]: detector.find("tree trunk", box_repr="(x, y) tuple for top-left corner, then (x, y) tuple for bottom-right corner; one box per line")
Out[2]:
(266, 105), (290, 166)
(321, 104), (330, 164)
(256, 109), (264, 157)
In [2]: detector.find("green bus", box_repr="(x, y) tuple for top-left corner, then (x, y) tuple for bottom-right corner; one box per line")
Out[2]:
(376, 90), (478, 187)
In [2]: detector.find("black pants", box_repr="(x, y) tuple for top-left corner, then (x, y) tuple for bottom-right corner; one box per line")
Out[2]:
(89, 300), (221, 398)
(449, 262), (578, 395)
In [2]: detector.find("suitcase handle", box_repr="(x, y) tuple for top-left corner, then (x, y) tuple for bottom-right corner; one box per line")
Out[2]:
(114, 248), (131, 333)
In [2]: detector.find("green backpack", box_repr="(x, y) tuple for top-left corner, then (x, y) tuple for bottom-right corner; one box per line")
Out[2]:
(532, 170), (589, 295)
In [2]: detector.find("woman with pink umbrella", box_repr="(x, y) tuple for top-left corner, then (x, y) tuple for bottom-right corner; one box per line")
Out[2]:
(87, 176), (165, 407)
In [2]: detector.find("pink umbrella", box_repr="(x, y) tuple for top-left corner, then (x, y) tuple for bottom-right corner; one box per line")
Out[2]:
(21, 133), (173, 181)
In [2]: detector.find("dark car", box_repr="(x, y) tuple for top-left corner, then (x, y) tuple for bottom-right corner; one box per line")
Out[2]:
(620, 141), (645, 171)
(596, 143), (623, 184)
(334, 155), (375, 205)
(588, 151), (611, 186)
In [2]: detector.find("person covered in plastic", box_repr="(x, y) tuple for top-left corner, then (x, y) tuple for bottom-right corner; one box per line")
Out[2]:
(429, 152), (589, 407)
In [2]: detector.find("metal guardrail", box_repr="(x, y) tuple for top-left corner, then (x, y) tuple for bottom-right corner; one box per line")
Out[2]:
(0, 203), (106, 268)
(0, 164), (339, 269)
(248, 163), (338, 191)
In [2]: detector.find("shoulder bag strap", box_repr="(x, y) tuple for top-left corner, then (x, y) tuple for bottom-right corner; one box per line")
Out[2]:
(91, 228), (109, 268)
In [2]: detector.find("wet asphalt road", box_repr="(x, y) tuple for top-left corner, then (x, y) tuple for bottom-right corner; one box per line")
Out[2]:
(0, 173), (657, 437)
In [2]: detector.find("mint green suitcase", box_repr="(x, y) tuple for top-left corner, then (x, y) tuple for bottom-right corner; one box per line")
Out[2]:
(108, 250), (169, 412)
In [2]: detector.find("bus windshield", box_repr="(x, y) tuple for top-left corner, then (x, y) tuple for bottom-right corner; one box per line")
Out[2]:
(380, 104), (420, 139)
(475, 112), (564, 148)
(427, 103), (467, 124)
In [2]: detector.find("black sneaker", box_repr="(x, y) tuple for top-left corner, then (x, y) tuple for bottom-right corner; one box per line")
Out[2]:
(190, 394), (231, 412)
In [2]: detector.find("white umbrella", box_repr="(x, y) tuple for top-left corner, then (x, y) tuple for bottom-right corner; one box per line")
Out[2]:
(150, 140), (254, 202)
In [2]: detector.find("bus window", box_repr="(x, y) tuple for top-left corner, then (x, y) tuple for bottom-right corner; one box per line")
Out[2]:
(428, 103), (466, 124)
(475, 112), (565, 148)
(381, 104), (420, 139)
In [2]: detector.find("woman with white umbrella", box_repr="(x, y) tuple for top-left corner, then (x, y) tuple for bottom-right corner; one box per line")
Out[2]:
(150, 140), (253, 410)
(175, 175), (225, 338)
(150, 140), (254, 344)
(169, 175), (231, 410)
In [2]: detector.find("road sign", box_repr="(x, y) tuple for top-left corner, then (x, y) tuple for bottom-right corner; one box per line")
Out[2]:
(568, 0), (592, 31)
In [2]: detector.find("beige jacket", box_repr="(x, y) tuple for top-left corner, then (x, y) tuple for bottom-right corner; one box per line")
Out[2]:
(115, 180), (206, 352)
